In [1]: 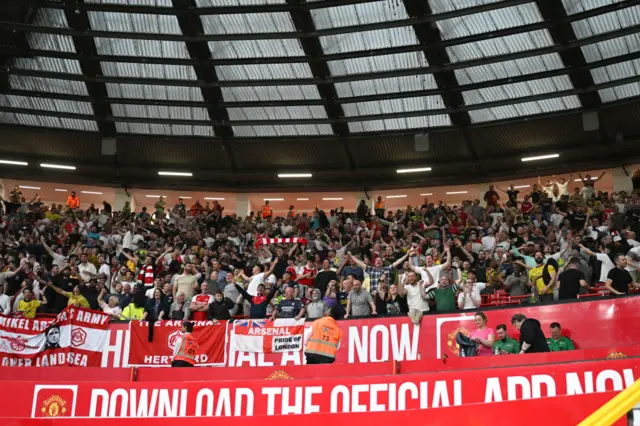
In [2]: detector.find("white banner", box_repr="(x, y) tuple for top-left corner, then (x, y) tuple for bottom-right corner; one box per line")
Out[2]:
(0, 307), (110, 367)
(230, 319), (306, 353)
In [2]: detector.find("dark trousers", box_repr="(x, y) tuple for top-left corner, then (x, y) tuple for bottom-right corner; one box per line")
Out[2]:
(305, 353), (335, 365)
(171, 360), (194, 367)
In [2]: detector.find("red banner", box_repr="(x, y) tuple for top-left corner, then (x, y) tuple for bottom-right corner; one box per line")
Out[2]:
(70, 297), (640, 368)
(127, 320), (227, 367)
(0, 307), (110, 368)
(0, 358), (636, 420)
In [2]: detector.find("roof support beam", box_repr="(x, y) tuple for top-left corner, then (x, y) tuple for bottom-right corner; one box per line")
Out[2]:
(171, 0), (237, 172)
(61, 0), (116, 137)
(535, 0), (601, 109)
(403, 0), (477, 161)
(286, 0), (356, 171)
(0, 4), (38, 93)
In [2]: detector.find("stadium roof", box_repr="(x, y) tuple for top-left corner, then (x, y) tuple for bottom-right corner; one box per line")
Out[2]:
(0, 0), (639, 191)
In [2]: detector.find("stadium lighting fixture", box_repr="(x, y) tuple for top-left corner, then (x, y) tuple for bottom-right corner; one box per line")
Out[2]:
(278, 173), (312, 178)
(397, 167), (432, 174)
(81, 191), (103, 195)
(158, 171), (193, 177)
(0, 159), (28, 166)
(446, 191), (468, 195)
(386, 195), (407, 199)
(40, 163), (76, 170)
(521, 154), (559, 162)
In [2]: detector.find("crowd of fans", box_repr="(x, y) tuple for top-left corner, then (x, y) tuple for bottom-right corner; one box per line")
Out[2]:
(1, 171), (640, 335)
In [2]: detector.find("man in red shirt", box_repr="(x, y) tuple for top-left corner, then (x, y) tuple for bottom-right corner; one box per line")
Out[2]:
(189, 282), (213, 321)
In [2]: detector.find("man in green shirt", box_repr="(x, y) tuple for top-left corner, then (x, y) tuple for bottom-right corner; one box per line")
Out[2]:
(425, 276), (459, 313)
(547, 322), (575, 351)
(493, 324), (520, 355)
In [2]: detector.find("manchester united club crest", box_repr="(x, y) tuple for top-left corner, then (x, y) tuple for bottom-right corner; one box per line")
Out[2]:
(41, 395), (67, 417)
(265, 370), (294, 380)
(447, 327), (470, 356)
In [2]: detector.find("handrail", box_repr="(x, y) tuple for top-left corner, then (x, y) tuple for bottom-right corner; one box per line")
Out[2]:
(578, 377), (640, 426)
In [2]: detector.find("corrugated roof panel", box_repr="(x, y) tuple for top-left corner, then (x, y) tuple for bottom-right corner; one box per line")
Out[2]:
(311, 0), (408, 30)
(221, 85), (321, 101)
(320, 26), (419, 54)
(88, 11), (182, 34)
(454, 53), (565, 84)
(0, 95), (94, 115)
(217, 63), (313, 80)
(591, 58), (640, 102)
(347, 115), (451, 133)
(233, 125), (333, 137)
(13, 57), (82, 75)
(227, 105), (328, 121)
(463, 76), (575, 105)
(102, 62), (198, 79)
(581, 36), (640, 63)
(197, 0), (285, 5)
(9, 76), (89, 96)
(447, 30), (555, 62)
(208, 39), (305, 59)
(429, 0), (501, 14)
(562, 0), (606, 15)
(434, 3), (543, 40)
(0, 112), (98, 131)
(599, 82), (640, 102)
(200, 12), (295, 34)
(343, 96), (445, 117)
(115, 122), (215, 136)
(468, 96), (581, 123)
(94, 38), (191, 59)
(86, 0), (173, 6)
(334, 74), (439, 97)
(112, 104), (210, 121)
(328, 52), (429, 76)
(106, 83), (204, 101)
(570, 4), (640, 38)
(32, 7), (69, 28)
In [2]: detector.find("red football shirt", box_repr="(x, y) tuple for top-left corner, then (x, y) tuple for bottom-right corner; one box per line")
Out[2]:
(191, 294), (213, 321)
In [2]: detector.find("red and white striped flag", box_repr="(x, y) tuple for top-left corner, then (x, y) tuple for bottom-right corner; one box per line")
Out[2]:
(0, 306), (110, 367)
(254, 237), (308, 249)
(231, 319), (305, 353)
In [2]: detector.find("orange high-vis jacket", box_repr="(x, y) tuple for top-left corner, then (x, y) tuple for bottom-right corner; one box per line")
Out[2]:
(173, 333), (199, 365)
(262, 205), (273, 218)
(375, 200), (385, 210)
(66, 195), (80, 209)
(305, 316), (342, 359)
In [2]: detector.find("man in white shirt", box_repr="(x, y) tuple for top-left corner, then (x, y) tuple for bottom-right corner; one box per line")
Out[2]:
(579, 244), (614, 283)
(236, 262), (276, 296)
(411, 245), (452, 285)
(0, 284), (11, 315)
(481, 228), (496, 251)
(457, 275), (486, 310)
(397, 270), (431, 313)
(78, 254), (97, 282)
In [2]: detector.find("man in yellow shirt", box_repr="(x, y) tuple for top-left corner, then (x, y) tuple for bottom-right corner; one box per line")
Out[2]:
(17, 289), (42, 319)
(528, 251), (556, 303)
(46, 282), (90, 308)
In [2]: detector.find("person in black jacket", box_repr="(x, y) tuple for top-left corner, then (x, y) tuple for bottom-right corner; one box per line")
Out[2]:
(208, 291), (235, 321)
(144, 288), (169, 342)
(511, 313), (550, 354)
(235, 282), (277, 319)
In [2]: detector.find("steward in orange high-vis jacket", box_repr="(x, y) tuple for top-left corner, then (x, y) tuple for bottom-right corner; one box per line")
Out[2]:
(305, 308), (342, 364)
(171, 321), (199, 367)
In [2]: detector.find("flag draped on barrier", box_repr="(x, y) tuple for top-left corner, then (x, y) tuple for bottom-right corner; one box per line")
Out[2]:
(127, 320), (227, 367)
(231, 319), (306, 353)
(0, 307), (110, 367)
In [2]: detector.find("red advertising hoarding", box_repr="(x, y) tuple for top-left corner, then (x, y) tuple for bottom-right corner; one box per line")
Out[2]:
(96, 297), (640, 368)
(0, 358), (636, 421)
